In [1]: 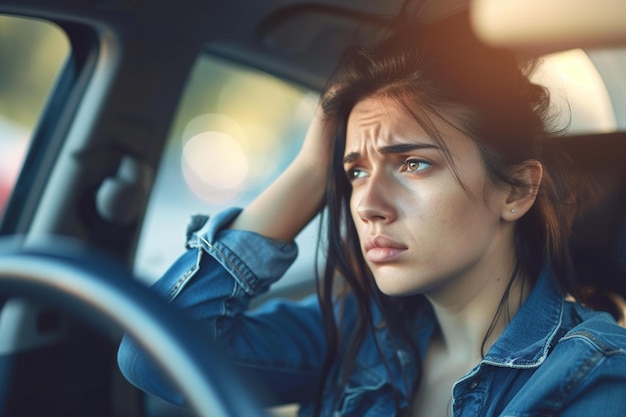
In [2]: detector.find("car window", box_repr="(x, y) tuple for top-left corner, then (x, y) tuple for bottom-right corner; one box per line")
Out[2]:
(532, 48), (618, 134)
(134, 55), (321, 291)
(135, 47), (623, 292)
(0, 15), (69, 221)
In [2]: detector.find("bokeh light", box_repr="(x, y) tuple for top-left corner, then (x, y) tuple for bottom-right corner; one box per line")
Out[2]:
(181, 130), (249, 203)
(178, 69), (309, 204)
(532, 49), (615, 134)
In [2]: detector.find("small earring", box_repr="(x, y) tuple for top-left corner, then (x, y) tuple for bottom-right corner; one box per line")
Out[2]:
(511, 209), (516, 213)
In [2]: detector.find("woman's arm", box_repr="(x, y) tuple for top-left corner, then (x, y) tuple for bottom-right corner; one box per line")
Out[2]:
(118, 210), (328, 406)
(118, 105), (336, 406)
(229, 104), (335, 241)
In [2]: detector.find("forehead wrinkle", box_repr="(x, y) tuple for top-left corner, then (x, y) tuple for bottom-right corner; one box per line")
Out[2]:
(345, 113), (393, 162)
(354, 114), (383, 142)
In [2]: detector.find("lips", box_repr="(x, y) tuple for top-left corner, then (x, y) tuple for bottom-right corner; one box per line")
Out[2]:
(363, 235), (408, 263)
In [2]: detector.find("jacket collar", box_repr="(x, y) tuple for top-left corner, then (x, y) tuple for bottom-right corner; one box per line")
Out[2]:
(482, 268), (565, 368)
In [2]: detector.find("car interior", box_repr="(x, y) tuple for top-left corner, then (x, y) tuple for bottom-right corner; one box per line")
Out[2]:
(0, 0), (624, 416)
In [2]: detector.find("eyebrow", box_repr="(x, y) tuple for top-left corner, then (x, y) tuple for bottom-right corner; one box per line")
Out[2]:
(342, 143), (440, 164)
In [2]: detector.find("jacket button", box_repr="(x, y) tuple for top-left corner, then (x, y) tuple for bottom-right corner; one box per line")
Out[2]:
(469, 381), (479, 389)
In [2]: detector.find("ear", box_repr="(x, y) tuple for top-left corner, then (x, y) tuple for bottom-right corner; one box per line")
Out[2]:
(503, 159), (543, 221)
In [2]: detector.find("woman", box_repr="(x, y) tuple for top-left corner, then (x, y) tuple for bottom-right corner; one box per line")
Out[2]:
(118, 11), (626, 416)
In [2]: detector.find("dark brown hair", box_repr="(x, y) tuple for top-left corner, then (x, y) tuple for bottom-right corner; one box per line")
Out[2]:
(314, 11), (589, 416)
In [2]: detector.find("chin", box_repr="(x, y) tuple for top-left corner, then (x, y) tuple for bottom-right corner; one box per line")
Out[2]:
(374, 280), (424, 297)
(372, 270), (439, 298)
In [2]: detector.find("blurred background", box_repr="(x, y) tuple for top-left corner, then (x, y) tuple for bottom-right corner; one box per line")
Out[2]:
(0, 14), (619, 291)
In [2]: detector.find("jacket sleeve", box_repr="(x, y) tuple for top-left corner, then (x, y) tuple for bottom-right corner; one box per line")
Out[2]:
(117, 208), (327, 406)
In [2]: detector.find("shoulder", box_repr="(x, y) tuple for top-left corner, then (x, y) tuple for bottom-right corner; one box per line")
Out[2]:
(560, 302), (626, 354)
(510, 305), (626, 414)
(541, 302), (626, 386)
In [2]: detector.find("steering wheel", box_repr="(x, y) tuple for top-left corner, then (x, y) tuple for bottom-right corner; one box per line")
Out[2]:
(0, 237), (268, 417)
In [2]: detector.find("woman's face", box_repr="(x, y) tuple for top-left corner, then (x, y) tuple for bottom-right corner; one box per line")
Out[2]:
(343, 96), (515, 300)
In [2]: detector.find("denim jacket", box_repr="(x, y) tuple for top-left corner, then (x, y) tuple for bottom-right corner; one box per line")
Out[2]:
(118, 207), (626, 416)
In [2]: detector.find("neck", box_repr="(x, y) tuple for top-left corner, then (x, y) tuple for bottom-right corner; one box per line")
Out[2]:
(426, 262), (529, 365)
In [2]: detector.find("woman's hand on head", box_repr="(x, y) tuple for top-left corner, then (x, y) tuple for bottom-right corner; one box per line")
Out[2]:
(295, 101), (336, 174)
(228, 99), (336, 242)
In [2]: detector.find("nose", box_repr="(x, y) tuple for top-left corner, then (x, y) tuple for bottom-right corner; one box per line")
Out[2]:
(354, 172), (396, 223)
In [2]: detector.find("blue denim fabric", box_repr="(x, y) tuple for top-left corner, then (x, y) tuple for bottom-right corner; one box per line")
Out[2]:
(118, 208), (626, 416)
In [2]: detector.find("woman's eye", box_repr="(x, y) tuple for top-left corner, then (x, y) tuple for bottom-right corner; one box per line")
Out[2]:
(404, 159), (432, 173)
(346, 168), (367, 181)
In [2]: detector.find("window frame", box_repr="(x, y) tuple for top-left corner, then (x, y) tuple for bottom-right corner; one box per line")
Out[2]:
(0, 21), (100, 235)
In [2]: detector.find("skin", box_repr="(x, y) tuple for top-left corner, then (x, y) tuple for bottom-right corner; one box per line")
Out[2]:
(345, 96), (517, 303)
(229, 104), (334, 241)
(344, 96), (541, 415)
(232, 94), (542, 415)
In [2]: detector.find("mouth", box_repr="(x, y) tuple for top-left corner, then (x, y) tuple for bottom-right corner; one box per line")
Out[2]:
(363, 235), (408, 263)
